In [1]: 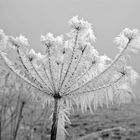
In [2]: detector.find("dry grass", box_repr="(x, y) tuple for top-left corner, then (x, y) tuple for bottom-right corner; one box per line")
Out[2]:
(65, 103), (140, 140)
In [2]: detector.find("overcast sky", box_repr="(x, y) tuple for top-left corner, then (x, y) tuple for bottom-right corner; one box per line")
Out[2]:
(0, 0), (140, 97)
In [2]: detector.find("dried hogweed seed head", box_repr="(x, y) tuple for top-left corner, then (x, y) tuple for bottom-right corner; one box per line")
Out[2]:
(0, 29), (8, 50)
(114, 28), (140, 53)
(55, 35), (64, 46)
(122, 28), (139, 40)
(69, 16), (90, 31)
(68, 16), (96, 42)
(8, 35), (29, 48)
(26, 49), (37, 61)
(40, 33), (55, 48)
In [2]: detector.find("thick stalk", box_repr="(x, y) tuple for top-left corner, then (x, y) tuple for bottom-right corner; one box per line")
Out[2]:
(0, 109), (2, 140)
(13, 101), (25, 140)
(50, 99), (59, 140)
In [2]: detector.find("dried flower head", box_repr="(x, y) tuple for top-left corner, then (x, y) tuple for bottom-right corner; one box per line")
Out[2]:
(68, 16), (96, 42)
(8, 35), (29, 48)
(40, 33), (55, 47)
(0, 29), (8, 50)
(115, 28), (140, 53)
(122, 28), (139, 40)
(26, 49), (37, 61)
(69, 16), (90, 31)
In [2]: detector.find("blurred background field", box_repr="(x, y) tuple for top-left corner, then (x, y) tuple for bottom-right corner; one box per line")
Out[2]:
(30, 102), (140, 140)
(67, 103), (140, 140)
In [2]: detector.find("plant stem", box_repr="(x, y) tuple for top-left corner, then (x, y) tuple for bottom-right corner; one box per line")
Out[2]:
(50, 99), (59, 140)
(0, 109), (2, 140)
(13, 101), (25, 140)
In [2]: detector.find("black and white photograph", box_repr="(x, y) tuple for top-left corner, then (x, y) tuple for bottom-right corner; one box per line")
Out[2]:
(0, 0), (140, 139)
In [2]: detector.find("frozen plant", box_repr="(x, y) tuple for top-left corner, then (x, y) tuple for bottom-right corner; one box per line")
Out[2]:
(0, 59), (46, 140)
(0, 16), (140, 140)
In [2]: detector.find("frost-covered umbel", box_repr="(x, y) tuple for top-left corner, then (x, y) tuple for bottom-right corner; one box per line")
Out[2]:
(0, 16), (140, 140)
